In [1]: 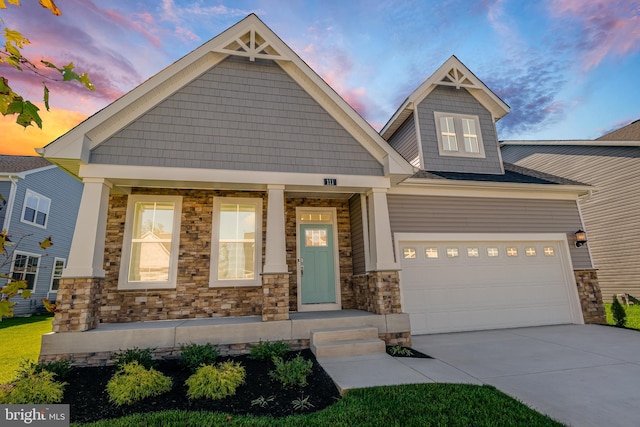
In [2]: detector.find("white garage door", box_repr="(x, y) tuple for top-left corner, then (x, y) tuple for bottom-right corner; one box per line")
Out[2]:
(399, 236), (580, 335)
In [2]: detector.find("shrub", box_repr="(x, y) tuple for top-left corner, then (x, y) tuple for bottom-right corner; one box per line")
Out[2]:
(179, 343), (220, 372)
(249, 340), (290, 361)
(106, 361), (172, 406)
(612, 295), (627, 327)
(388, 345), (413, 356)
(185, 361), (245, 400)
(112, 347), (155, 370)
(269, 354), (313, 388)
(15, 358), (73, 381)
(0, 369), (65, 404)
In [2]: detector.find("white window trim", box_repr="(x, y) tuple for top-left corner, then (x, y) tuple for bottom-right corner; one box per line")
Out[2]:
(10, 251), (41, 292)
(20, 189), (51, 229)
(434, 112), (485, 159)
(49, 257), (66, 293)
(210, 197), (263, 288)
(118, 195), (182, 290)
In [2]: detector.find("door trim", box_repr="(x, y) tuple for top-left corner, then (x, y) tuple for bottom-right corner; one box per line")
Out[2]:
(296, 207), (341, 312)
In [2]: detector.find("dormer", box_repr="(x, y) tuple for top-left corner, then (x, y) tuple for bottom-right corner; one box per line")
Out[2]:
(382, 56), (509, 175)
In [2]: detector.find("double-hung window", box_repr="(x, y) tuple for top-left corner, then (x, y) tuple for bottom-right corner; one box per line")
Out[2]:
(11, 252), (40, 291)
(50, 258), (66, 292)
(210, 197), (262, 287)
(119, 195), (182, 289)
(434, 112), (485, 158)
(21, 189), (50, 228)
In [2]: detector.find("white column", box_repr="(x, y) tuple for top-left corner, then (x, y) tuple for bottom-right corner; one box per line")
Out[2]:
(263, 184), (288, 274)
(63, 178), (112, 278)
(367, 188), (398, 271)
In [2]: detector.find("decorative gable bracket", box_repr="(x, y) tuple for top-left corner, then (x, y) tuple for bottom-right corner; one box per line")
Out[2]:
(438, 66), (478, 89)
(214, 28), (286, 62)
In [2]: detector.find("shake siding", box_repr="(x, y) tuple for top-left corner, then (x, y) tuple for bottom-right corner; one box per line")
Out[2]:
(502, 145), (640, 299)
(349, 195), (365, 274)
(387, 115), (418, 166)
(91, 57), (384, 176)
(417, 86), (503, 174)
(2, 168), (83, 316)
(387, 194), (591, 269)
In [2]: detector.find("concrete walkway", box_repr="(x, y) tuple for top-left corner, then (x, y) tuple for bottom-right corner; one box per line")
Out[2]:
(318, 324), (640, 427)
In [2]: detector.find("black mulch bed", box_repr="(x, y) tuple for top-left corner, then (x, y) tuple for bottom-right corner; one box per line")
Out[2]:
(63, 349), (341, 424)
(385, 346), (433, 358)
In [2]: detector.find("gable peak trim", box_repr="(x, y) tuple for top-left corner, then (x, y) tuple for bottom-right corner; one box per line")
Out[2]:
(214, 26), (286, 62)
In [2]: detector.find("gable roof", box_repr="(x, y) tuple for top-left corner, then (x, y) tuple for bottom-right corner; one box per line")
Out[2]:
(380, 55), (510, 140)
(0, 155), (52, 174)
(597, 119), (640, 141)
(38, 14), (413, 179)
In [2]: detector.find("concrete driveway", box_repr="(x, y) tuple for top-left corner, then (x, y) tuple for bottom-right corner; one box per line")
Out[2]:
(411, 324), (640, 427)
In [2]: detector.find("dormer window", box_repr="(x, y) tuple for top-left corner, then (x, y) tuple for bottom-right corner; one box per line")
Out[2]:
(434, 112), (485, 158)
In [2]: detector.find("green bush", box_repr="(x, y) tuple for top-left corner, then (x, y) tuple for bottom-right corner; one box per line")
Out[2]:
(612, 295), (627, 327)
(112, 347), (155, 370)
(0, 369), (65, 404)
(106, 361), (172, 406)
(269, 354), (313, 388)
(179, 343), (220, 372)
(15, 358), (73, 381)
(249, 340), (291, 361)
(185, 361), (245, 400)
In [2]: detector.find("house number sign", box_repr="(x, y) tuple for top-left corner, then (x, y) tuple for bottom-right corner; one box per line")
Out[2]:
(323, 178), (337, 186)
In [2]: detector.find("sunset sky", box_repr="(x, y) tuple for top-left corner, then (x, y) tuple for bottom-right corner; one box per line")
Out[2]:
(1, 0), (639, 156)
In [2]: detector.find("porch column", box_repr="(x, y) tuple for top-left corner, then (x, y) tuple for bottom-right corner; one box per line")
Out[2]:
(63, 178), (112, 278)
(261, 184), (289, 321)
(263, 184), (288, 273)
(366, 188), (398, 271)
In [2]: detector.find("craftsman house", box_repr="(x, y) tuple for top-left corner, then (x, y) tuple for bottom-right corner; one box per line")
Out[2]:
(0, 155), (83, 316)
(38, 14), (604, 365)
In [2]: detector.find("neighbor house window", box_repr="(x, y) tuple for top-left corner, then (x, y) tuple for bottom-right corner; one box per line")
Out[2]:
(21, 189), (50, 228)
(210, 197), (262, 287)
(10, 252), (40, 291)
(434, 112), (485, 158)
(49, 258), (66, 292)
(119, 195), (182, 289)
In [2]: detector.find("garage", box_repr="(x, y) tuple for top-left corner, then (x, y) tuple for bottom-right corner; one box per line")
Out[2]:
(397, 233), (584, 335)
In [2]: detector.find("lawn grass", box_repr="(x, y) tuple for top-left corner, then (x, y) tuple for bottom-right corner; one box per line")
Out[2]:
(0, 314), (53, 383)
(75, 383), (562, 427)
(604, 302), (640, 330)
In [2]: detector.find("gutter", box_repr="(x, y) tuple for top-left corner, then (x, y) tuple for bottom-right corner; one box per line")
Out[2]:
(2, 175), (19, 231)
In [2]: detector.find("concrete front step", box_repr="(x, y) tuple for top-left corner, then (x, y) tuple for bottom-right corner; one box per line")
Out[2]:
(311, 338), (386, 358)
(310, 326), (379, 344)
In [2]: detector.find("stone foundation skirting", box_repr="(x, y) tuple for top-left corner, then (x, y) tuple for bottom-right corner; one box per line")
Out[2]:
(380, 331), (411, 347)
(575, 269), (606, 324)
(352, 271), (402, 314)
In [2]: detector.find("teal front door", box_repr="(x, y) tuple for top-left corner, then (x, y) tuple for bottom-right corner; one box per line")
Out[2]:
(300, 224), (336, 304)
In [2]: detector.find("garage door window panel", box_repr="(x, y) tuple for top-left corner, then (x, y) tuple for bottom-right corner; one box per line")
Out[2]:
(403, 248), (417, 259)
(425, 248), (439, 258)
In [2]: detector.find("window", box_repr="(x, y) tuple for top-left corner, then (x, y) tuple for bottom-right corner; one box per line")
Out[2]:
(21, 190), (50, 228)
(434, 112), (485, 158)
(487, 247), (499, 257)
(211, 197), (262, 287)
(403, 248), (416, 259)
(544, 247), (555, 256)
(10, 252), (40, 291)
(507, 247), (518, 257)
(119, 195), (182, 289)
(525, 247), (537, 257)
(446, 248), (459, 258)
(50, 258), (66, 292)
(425, 248), (439, 258)
(467, 247), (479, 257)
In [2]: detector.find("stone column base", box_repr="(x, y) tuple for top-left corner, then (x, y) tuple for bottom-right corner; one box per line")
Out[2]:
(575, 269), (606, 324)
(53, 277), (103, 332)
(353, 271), (401, 314)
(262, 273), (290, 321)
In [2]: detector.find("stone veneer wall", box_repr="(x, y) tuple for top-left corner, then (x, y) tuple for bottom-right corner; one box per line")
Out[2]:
(284, 198), (355, 311)
(261, 273), (290, 321)
(100, 189), (268, 323)
(575, 269), (606, 324)
(352, 271), (402, 315)
(53, 278), (103, 332)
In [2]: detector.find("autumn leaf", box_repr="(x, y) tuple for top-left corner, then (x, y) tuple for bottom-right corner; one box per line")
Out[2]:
(43, 83), (49, 110)
(39, 235), (53, 249)
(0, 0), (21, 10)
(42, 298), (57, 313)
(42, 61), (95, 91)
(0, 230), (7, 254)
(39, 0), (60, 16)
(0, 300), (15, 319)
(7, 98), (42, 128)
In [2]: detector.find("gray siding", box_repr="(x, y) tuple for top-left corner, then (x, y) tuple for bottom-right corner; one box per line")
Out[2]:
(387, 194), (591, 269)
(349, 195), (365, 274)
(387, 115), (419, 167)
(417, 86), (503, 174)
(0, 167), (83, 316)
(0, 181), (10, 228)
(502, 144), (640, 300)
(91, 57), (384, 176)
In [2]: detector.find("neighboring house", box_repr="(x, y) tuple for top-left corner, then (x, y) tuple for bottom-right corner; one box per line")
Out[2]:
(501, 119), (640, 302)
(0, 155), (83, 316)
(37, 15), (604, 365)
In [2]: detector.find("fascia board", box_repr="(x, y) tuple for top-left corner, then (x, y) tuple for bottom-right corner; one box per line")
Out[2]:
(501, 140), (640, 147)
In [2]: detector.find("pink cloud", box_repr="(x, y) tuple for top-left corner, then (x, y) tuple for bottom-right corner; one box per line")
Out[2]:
(549, 0), (640, 70)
